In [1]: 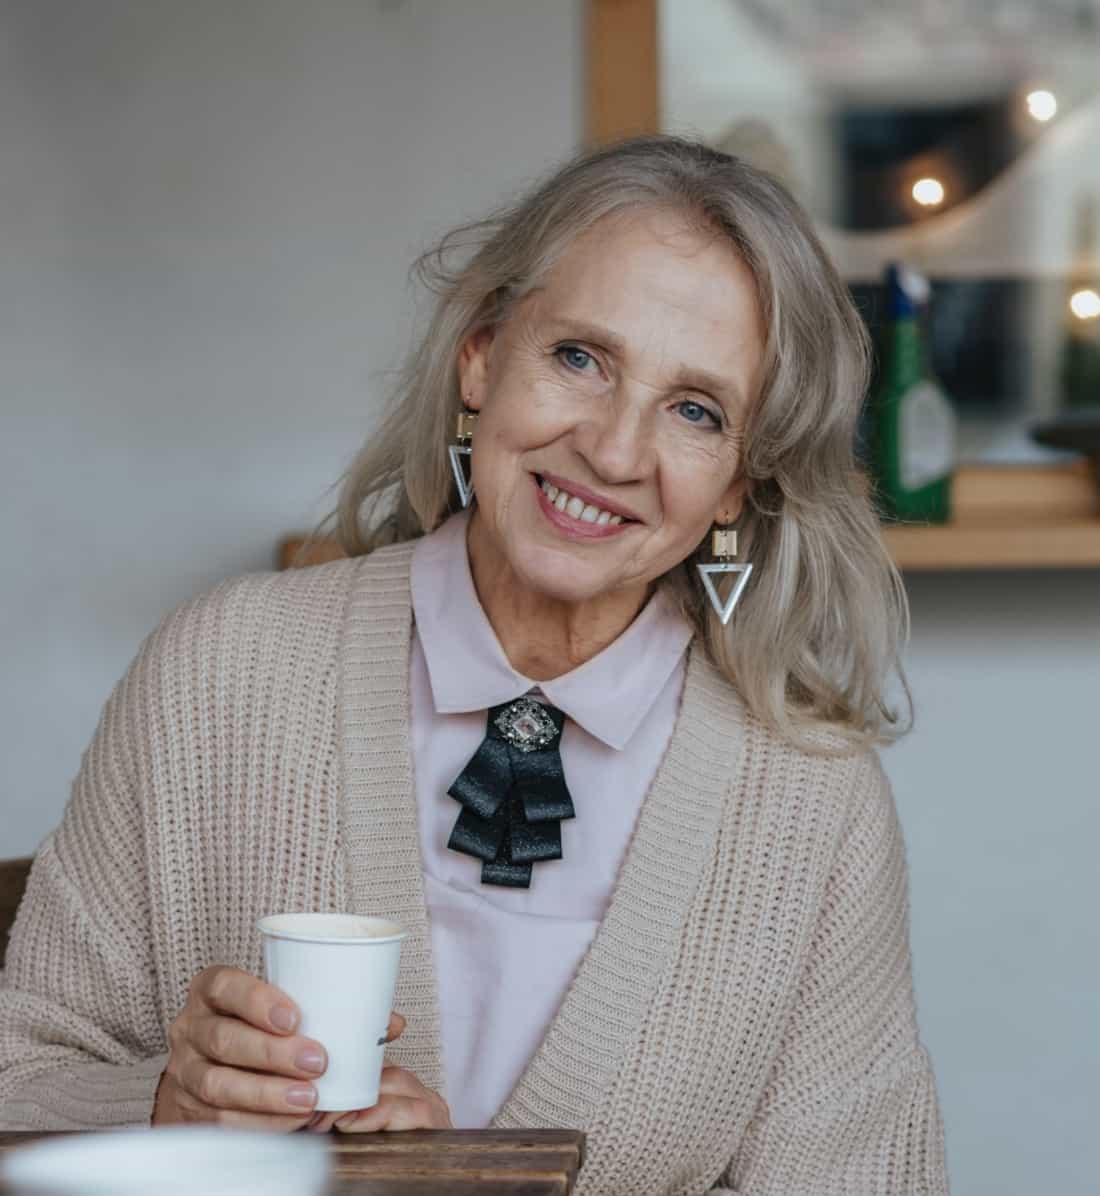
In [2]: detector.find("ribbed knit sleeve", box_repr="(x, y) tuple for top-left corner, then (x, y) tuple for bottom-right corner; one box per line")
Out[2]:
(715, 755), (948, 1194)
(0, 618), (171, 1129)
(0, 558), (357, 1132)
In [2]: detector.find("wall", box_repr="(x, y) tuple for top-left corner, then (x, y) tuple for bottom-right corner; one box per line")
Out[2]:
(1, 3), (1098, 1194)
(1, 0), (582, 854)
(892, 570), (1099, 1195)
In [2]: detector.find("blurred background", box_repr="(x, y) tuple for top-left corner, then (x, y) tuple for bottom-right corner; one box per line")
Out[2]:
(2, 2), (1098, 1192)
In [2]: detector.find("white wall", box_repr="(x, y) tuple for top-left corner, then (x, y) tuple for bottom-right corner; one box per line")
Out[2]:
(2, 3), (1098, 1194)
(892, 571), (1099, 1196)
(1, 0), (582, 854)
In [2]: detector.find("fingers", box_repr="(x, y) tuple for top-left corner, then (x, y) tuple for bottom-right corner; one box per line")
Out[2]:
(192, 1013), (326, 1081)
(194, 966), (300, 1035)
(304, 1111), (345, 1134)
(168, 971), (413, 1132)
(176, 1056), (320, 1116)
(376, 1065), (439, 1101)
(154, 1072), (313, 1133)
(208, 1109), (316, 1132)
(334, 1066), (452, 1133)
(335, 1095), (451, 1133)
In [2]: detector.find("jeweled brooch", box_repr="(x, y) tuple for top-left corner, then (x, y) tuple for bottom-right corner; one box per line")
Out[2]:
(493, 697), (558, 753)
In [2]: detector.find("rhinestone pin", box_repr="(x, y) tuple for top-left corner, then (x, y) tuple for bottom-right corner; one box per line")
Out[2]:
(493, 697), (558, 753)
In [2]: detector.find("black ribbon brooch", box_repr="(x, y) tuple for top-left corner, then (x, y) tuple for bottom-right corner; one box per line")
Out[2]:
(446, 697), (576, 887)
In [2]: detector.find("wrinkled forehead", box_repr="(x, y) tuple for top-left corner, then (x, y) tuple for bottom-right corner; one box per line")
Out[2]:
(528, 204), (744, 291)
(512, 208), (767, 408)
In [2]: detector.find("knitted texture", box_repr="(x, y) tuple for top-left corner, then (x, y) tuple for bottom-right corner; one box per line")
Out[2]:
(0, 545), (947, 1194)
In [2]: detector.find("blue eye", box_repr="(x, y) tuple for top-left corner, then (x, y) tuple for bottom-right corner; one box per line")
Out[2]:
(677, 400), (720, 428)
(556, 345), (595, 372)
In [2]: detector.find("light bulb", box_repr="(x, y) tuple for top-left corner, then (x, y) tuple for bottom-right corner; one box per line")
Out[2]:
(1069, 288), (1100, 320)
(1026, 90), (1057, 122)
(912, 178), (945, 207)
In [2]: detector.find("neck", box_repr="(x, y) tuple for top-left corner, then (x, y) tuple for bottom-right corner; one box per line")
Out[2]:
(466, 510), (649, 681)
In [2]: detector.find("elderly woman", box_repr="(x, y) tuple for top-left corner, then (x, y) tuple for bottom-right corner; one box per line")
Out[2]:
(0, 136), (947, 1194)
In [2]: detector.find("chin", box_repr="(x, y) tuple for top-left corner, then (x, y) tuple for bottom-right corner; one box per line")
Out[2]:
(510, 552), (627, 606)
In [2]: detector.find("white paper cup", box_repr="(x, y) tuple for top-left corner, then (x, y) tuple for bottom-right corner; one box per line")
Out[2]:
(1, 1126), (329, 1196)
(257, 912), (407, 1112)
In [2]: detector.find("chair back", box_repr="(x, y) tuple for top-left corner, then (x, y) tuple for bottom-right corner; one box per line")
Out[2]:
(0, 857), (33, 970)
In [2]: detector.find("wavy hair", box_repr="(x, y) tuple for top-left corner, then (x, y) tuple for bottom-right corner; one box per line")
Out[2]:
(322, 135), (912, 751)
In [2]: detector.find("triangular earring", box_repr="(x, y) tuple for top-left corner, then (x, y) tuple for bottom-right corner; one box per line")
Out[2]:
(696, 526), (753, 625)
(697, 562), (753, 625)
(449, 409), (477, 508)
(448, 445), (473, 508)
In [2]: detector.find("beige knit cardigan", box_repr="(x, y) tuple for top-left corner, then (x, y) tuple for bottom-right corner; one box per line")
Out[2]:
(0, 544), (948, 1194)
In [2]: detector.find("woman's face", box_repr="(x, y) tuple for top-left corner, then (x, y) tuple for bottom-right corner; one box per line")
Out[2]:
(458, 207), (765, 608)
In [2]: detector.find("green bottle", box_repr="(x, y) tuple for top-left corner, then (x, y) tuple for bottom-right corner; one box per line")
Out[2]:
(871, 263), (956, 524)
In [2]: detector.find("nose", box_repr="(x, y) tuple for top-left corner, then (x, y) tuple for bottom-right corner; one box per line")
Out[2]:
(572, 390), (657, 486)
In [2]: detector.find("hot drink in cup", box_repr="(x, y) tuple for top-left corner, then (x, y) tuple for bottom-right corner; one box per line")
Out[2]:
(257, 913), (407, 1112)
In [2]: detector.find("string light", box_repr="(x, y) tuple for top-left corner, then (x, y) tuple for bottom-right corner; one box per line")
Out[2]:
(912, 178), (945, 207)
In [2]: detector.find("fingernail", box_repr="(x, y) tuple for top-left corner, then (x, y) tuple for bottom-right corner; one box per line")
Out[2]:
(286, 1084), (317, 1109)
(334, 1114), (356, 1131)
(271, 1004), (297, 1032)
(296, 1048), (326, 1075)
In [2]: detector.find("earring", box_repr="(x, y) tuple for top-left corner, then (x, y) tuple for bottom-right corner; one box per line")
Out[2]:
(449, 406), (477, 508)
(696, 526), (753, 625)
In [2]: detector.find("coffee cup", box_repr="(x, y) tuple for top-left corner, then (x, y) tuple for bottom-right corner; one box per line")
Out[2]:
(257, 912), (407, 1112)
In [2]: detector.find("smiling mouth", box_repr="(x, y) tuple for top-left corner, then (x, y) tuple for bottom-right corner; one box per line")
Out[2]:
(533, 474), (639, 527)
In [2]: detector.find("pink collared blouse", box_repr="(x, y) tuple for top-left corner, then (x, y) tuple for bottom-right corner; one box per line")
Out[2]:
(409, 511), (693, 1128)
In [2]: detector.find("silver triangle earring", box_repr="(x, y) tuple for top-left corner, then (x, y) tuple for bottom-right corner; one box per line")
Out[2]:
(448, 407), (477, 508)
(696, 526), (753, 625)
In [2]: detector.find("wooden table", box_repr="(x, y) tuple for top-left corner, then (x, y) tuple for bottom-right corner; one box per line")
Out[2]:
(0, 1129), (585, 1194)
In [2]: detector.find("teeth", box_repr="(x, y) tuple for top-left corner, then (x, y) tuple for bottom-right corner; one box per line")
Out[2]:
(539, 477), (628, 526)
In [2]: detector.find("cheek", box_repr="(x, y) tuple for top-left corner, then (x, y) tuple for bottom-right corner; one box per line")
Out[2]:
(469, 392), (557, 509)
(469, 425), (515, 513)
(658, 436), (737, 526)
(479, 373), (580, 456)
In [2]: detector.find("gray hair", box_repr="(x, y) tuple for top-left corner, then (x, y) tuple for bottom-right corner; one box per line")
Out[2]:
(325, 135), (912, 751)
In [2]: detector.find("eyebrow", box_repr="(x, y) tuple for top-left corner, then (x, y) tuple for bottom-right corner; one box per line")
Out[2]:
(542, 316), (746, 410)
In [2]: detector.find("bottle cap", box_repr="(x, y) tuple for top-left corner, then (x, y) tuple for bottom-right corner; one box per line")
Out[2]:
(885, 262), (930, 317)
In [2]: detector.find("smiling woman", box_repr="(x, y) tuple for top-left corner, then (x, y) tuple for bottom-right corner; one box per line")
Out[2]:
(337, 137), (907, 744)
(0, 136), (945, 1196)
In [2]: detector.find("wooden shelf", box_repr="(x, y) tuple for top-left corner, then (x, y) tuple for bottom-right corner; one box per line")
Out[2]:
(280, 463), (1100, 573)
(883, 460), (1100, 570)
(883, 519), (1100, 570)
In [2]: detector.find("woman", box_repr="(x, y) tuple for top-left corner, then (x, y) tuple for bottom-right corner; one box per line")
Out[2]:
(0, 136), (947, 1193)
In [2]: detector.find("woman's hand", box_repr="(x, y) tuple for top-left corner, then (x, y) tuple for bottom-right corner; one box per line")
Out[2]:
(304, 1064), (452, 1134)
(152, 965), (405, 1130)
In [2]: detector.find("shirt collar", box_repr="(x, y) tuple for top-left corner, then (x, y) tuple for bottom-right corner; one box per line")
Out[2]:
(410, 510), (694, 750)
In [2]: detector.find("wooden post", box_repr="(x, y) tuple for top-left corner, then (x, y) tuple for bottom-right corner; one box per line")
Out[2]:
(586, 0), (659, 145)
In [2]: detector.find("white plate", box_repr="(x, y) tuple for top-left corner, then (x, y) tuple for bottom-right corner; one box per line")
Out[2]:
(2, 1126), (329, 1196)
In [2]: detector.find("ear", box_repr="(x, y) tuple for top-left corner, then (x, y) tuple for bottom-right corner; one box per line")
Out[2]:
(715, 472), (752, 527)
(456, 328), (495, 413)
